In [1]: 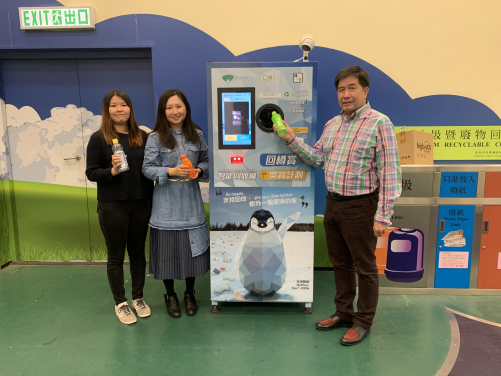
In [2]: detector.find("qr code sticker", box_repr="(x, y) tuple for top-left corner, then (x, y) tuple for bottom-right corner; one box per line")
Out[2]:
(293, 73), (303, 83)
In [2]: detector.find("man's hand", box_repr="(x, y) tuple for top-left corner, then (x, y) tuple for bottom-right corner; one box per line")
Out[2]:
(272, 120), (295, 143)
(373, 221), (388, 237)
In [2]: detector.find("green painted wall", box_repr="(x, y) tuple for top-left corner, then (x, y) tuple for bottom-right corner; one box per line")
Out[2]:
(0, 180), (10, 265)
(6, 181), (213, 262)
(7, 180), (328, 265)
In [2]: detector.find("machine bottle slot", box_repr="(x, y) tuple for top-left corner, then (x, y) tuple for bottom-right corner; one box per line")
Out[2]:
(439, 220), (445, 233)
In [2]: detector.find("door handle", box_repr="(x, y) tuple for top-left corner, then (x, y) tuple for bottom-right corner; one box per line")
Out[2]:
(64, 155), (82, 161)
(482, 220), (489, 234)
(439, 220), (445, 233)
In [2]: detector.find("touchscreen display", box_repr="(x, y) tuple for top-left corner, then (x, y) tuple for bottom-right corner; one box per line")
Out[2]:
(221, 92), (252, 146)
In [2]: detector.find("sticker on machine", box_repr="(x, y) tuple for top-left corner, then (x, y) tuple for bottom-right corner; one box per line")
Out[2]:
(259, 170), (305, 180)
(293, 73), (303, 83)
(262, 74), (276, 83)
(441, 229), (466, 247)
(259, 93), (281, 99)
(438, 251), (469, 268)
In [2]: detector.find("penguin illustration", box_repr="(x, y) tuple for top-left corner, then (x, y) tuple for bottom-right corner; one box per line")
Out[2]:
(234, 209), (300, 297)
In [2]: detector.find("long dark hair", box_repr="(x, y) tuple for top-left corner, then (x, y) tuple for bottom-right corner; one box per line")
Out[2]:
(153, 89), (199, 149)
(100, 90), (143, 148)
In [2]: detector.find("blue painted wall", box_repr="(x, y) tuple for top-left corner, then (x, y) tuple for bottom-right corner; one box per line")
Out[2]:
(1, 1), (500, 215)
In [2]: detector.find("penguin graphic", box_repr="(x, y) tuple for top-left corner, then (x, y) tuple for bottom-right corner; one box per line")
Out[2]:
(234, 209), (300, 297)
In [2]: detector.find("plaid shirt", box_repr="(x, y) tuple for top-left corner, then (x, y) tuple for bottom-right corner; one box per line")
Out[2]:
(287, 102), (401, 224)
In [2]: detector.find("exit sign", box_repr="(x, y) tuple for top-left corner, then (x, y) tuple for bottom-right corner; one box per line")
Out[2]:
(19, 7), (95, 30)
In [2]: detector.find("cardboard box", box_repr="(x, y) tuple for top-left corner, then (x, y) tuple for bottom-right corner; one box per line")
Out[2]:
(396, 130), (434, 165)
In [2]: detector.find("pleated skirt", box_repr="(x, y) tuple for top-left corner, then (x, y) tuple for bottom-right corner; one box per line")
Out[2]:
(149, 227), (210, 280)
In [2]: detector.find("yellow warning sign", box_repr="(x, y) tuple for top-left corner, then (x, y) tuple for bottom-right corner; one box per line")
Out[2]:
(291, 127), (308, 133)
(395, 126), (501, 160)
(259, 170), (306, 180)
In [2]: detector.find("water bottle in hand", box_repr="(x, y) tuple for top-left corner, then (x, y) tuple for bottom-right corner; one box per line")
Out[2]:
(181, 154), (196, 178)
(271, 111), (288, 137)
(112, 139), (129, 172)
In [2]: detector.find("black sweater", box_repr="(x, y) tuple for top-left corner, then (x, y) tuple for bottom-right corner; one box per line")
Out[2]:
(85, 130), (154, 202)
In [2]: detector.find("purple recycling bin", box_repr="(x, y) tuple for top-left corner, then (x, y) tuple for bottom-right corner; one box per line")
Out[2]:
(384, 228), (424, 283)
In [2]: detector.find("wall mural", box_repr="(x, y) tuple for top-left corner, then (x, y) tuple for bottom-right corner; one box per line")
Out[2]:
(0, 101), (160, 187)
(2, 102), (99, 186)
(0, 0), (500, 262)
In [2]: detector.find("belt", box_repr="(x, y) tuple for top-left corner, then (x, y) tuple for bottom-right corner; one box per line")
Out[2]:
(168, 178), (190, 183)
(329, 190), (377, 201)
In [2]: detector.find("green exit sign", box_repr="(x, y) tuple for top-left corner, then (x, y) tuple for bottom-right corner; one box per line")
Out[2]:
(19, 7), (95, 30)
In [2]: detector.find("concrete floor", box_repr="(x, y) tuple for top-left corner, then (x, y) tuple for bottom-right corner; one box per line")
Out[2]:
(1, 265), (501, 376)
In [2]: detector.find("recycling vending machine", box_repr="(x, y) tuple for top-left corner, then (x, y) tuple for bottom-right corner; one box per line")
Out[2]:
(207, 62), (318, 312)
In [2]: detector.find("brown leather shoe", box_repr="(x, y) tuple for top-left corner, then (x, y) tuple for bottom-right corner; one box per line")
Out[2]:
(164, 294), (181, 318)
(184, 291), (198, 316)
(340, 325), (370, 346)
(315, 315), (353, 331)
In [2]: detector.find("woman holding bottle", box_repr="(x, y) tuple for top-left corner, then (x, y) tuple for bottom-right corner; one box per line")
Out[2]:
(142, 89), (209, 318)
(86, 90), (154, 325)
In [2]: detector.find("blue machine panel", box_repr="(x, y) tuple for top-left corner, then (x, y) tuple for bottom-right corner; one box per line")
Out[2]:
(434, 205), (475, 288)
(439, 172), (478, 197)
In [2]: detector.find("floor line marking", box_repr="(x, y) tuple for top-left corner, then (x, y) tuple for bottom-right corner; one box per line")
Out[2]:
(435, 306), (460, 376)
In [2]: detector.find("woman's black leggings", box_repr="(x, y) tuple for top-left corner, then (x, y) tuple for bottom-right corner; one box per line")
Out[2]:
(163, 277), (196, 296)
(98, 199), (151, 305)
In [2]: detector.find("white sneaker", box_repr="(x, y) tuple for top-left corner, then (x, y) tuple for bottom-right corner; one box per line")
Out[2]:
(132, 298), (151, 318)
(115, 302), (137, 325)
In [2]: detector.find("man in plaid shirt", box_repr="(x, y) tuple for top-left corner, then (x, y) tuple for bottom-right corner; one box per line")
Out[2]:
(274, 66), (401, 346)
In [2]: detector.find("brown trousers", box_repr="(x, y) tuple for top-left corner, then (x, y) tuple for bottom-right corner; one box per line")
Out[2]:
(323, 191), (379, 328)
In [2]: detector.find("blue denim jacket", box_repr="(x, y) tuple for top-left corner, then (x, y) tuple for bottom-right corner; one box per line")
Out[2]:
(142, 129), (209, 233)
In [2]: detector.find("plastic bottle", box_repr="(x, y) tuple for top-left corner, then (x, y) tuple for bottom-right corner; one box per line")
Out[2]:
(214, 284), (231, 294)
(181, 154), (196, 178)
(271, 111), (288, 137)
(112, 139), (129, 172)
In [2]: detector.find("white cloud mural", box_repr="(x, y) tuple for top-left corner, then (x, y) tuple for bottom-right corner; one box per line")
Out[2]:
(1, 101), (101, 187)
(1, 101), (208, 202)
